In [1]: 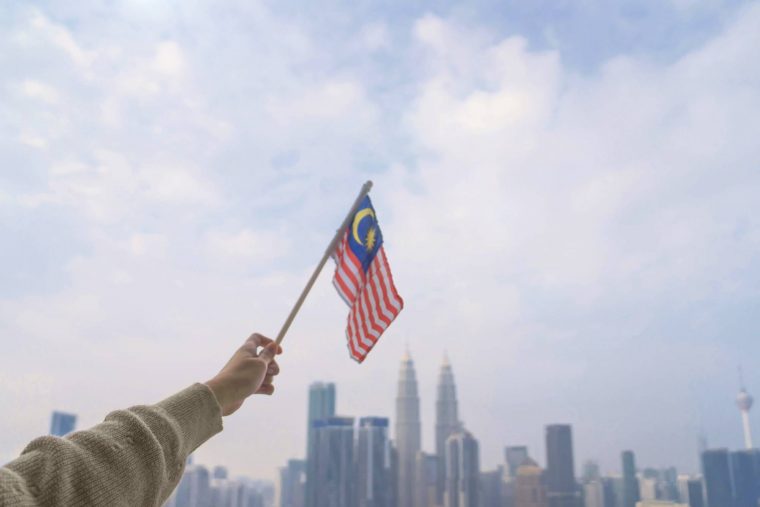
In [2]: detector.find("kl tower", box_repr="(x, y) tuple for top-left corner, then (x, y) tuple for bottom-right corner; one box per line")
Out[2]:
(736, 371), (754, 449)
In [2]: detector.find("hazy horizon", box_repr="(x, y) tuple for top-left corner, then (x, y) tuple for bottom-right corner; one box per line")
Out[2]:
(2, 0), (759, 485)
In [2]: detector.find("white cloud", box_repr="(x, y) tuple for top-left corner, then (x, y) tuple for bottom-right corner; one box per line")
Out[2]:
(27, 10), (94, 67)
(140, 166), (219, 206)
(359, 23), (391, 51)
(20, 153), (218, 222)
(267, 79), (377, 124)
(206, 229), (290, 265)
(152, 41), (185, 77)
(17, 131), (48, 150)
(20, 79), (60, 104)
(129, 233), (168, 257)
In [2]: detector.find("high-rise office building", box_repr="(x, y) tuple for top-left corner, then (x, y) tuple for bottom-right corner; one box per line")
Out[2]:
(584, 481), (605, 507)
(311, 417), (355, 507)
(582, 461), (601, 483)
(415, 452), (438, 507)
(701, 449), (733, 507)
(730, 449), (760, 507)
(582, 460), (604, 507)
(635, 502), (687, 507)
(515, 457), (548, 507)
(506, 447), (531, 478)
(305, 382), (335, 507)
(659, 468), (679, 502)
(279, 459), (306, 507)
(174, 464), (211, 507)
(545, 425), (579, 507)
(444, 430), (480, 507)
(436, 354), (460, 504)
(395, 350), (421, 507)
(50, 411), (77, 437)
(685, 479), (705, 507)
(481, 467), (506, 507)
(639, 477), (658, 502)
(622, 451), (640, 507)
(209, 477), (265, 507)
(356, 417), (393, 507)
(504, 475), (517, 507)
(601, 477), (621, 507)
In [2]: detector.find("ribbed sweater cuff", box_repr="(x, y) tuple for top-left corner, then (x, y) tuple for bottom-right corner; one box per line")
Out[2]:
(156, 383), (223, 454)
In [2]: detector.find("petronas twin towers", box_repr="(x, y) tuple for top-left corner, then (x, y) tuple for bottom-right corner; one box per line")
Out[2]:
(395, 351), (460, 507)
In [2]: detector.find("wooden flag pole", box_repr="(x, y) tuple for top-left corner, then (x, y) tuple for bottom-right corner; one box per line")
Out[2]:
(274, 180), (374, 346)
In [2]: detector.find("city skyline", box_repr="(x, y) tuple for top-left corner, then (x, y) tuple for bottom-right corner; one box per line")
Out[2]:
(278, 352), (756, 483)
(275, 359), (759, 507)
(167, 354), (757, 506)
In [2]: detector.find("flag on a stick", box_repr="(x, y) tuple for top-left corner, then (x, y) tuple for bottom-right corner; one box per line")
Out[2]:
(332, 195), (403, 362)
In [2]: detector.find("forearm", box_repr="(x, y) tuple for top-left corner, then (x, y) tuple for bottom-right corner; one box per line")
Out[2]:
(0, 383), (222, 507)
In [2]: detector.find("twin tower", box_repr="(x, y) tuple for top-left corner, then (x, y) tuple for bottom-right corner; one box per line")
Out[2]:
(397, 350), (471, 507)
(297, 351), (472, 507)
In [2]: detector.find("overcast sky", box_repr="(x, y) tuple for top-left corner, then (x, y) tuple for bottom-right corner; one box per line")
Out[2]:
(2, 0), (760, 484)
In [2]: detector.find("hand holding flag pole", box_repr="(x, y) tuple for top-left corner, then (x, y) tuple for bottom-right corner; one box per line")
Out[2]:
(274, 180), (374, 346)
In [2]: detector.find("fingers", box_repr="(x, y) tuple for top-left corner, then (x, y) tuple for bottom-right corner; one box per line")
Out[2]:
(254, 357), (280, 396)
(259, 341), (279, 362)
(256, 383), (275, 395)
(244, 333), (283, 357)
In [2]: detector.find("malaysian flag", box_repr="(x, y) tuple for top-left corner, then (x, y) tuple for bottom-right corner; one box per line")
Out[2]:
(332, 195), (403, 362)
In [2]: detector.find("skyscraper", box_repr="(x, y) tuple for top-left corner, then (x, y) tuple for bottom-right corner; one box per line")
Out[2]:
(515, 457), (548, 507)
(305, 382), (336, 507)
(174, 464), (211, 507)
(312, 417), (355, 507)
(685, 479), (705, 507)
(436, 354), (460, 504)
(621, 451), (640, 507)
(444, 429), (480, 507)
(506, 446), (530, 478)
(635, 502), (687, 507)
(545, 425), (579, 507)
(395, 350), (421, 507)
(415, 452), (439, 507)
(50, 411), (76, 437)
(279, 459), (306, 507)
(481, 467), (506, 507)
(730, 449), (760, 507)
(583, 481), (605, 507)
(582, 461), (601, 483)
(307, 382), (336, 452)
(601, 477), (620, 507)
(701, 449), (733, 507)
(356, 417), (393, 507)
(736, 385), (754, 449)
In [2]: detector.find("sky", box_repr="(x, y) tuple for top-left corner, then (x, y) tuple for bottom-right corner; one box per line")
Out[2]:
(1, 0), (760, 484)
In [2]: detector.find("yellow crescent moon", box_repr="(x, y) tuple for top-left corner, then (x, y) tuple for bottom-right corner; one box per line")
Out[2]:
(352, 208), (376, 245)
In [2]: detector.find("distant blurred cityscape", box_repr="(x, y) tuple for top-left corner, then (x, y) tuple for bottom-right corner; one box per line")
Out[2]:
(50, 353), (757, 507)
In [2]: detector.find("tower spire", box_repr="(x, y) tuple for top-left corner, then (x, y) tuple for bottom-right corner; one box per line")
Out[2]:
(395, 349), (421, 507)
(435, 354), (459, 504)
(736, 369), (754, 449)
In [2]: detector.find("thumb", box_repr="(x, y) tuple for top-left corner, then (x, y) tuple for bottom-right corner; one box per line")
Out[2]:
(259, 341), (278, 362)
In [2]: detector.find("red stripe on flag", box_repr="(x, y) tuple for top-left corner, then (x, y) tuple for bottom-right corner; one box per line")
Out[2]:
(333, 230), (403, 362)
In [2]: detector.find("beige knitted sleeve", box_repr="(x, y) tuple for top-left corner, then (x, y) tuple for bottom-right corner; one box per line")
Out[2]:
(0, 383), (223, 507)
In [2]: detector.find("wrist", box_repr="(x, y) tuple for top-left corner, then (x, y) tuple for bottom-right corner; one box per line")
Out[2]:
(204, 377), (229, 413)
